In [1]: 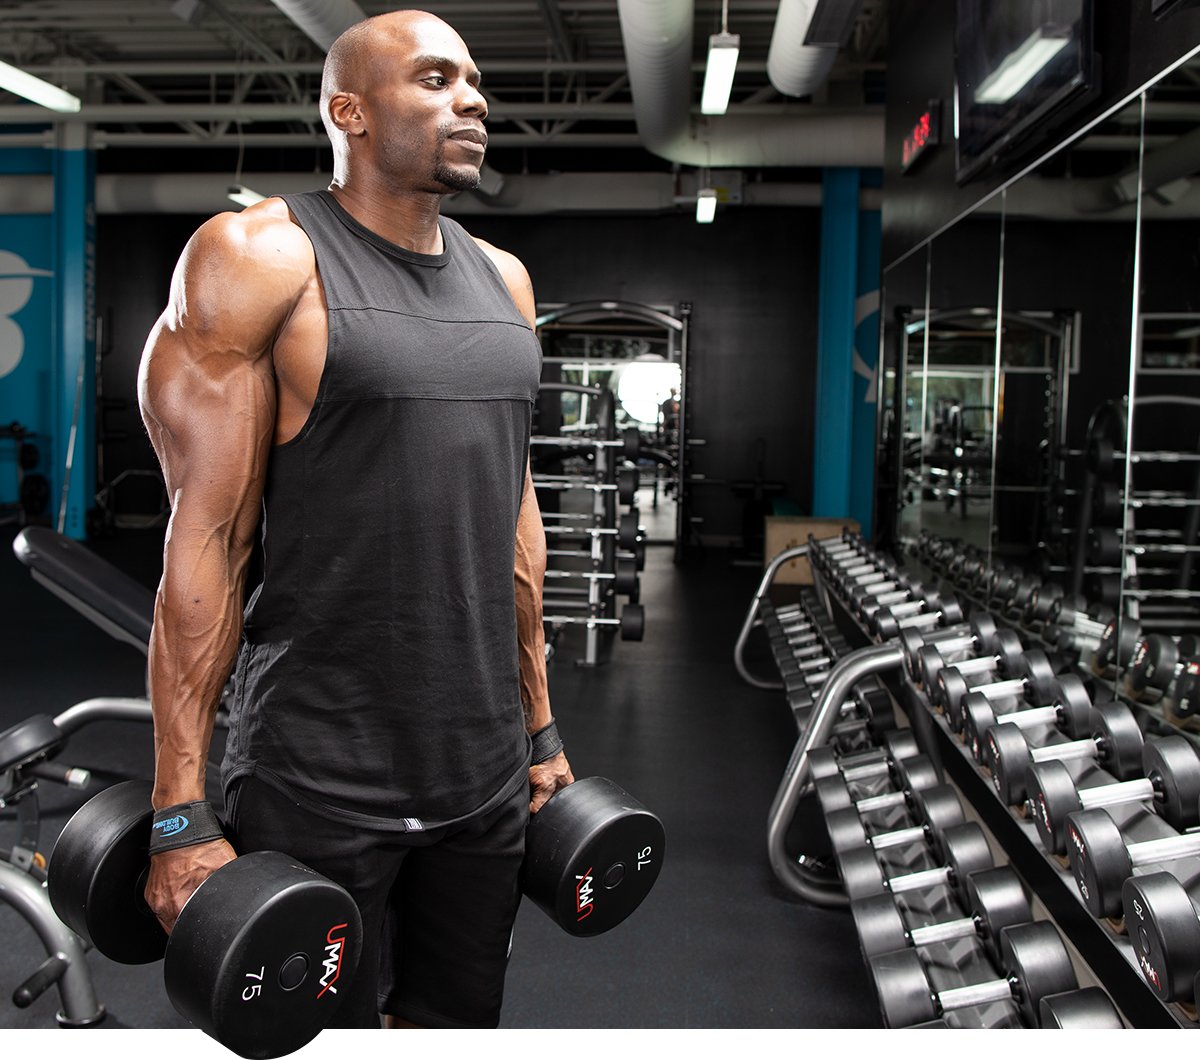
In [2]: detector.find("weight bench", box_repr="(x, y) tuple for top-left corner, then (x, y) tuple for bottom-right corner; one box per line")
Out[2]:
(3, 528), (206, 1025)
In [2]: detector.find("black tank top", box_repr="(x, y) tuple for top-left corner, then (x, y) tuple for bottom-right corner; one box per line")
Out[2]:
(222, 189), (538, 830)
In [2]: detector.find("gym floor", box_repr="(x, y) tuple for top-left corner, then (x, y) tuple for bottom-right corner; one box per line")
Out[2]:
(0, 501), (881, 1044)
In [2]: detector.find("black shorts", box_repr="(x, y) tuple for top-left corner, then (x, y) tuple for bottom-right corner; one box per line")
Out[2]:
(224, 772), (529, 1029)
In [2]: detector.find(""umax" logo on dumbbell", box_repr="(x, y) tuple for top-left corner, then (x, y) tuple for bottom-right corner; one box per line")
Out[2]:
(1126, 897), (1163, 991)
(317, 923), (350, 998)
(575, 867), (595, 922)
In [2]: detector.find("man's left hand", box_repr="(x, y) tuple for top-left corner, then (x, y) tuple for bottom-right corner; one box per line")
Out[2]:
(529, 752), (574, 813)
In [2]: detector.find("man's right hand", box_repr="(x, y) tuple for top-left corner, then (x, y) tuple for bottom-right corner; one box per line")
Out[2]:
(145, 838), (238, 935)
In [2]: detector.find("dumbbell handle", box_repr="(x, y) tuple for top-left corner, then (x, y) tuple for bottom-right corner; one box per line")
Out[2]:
(885, 864), (953, 895)
(793, 655), (829, 672)
(937, 978), (1014, 1012)
(952, 653), (1003, 678)
(855, 790), (908, 814)
(966, 676), (1026, 701)
(870, 590), (911, 609)
(1126, 832), (1200, 868)
(1079, 778), (1155, 811)
(932, 632), (977, 657)
(842, 759), (892, 783)
(844, 562), (876, 578)
(869, 824), (927, 851)
(894, 611), (943, 633)
(861, 580), (903, 598)
(994, 704), (1057, 731)
(855, 572), (889, 587)
(1030, 737), (1099, 765)
(888, 600), (926, 619)
(908, 916), (977, 948)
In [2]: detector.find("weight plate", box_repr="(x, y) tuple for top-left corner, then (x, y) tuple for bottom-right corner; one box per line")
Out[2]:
(522, 776), (664, 938)
(964, 866), (1031, 963)
(619, 603), (644, 642)
(915, 785), (964, 856)
(1028, 760), (1082, 855)
(815, 776), (854, 815)
(852, 893), (909, 959)
(825, 807), (868, 856)
(985, 725), (1032, 806)
(47, 779), (166, 965)
(883, 730), (919, 762)
(165, 851), (362, 1059)
(895, 755), (938, 794)
(1064, 809), (1133, 919)
(940, 822), (993, 892)
(1144, 736), (1200, 831)
(1121, 871), (1200, 1003)
(998, 920), (1077, 1028)
(1038, 987), (1123, 1028)
(935, 670), (970, 730)
(838, 847), (886, 901)
(868, 946), (938, 1027)
(1053, 674), (1094, 738)
(1093, 703), (1144, 781)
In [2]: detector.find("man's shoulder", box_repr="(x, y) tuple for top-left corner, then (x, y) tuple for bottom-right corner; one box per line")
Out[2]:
(188, 197), (314, 283)
(467, 233), (530, 289)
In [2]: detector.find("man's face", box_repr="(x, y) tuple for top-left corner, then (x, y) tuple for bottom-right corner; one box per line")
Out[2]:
(362, 16), (489, 194)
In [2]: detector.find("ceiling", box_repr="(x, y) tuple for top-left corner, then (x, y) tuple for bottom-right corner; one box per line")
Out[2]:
(0, 0), (888, 181)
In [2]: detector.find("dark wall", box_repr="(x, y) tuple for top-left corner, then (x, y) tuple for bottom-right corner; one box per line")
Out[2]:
(883, 0), (1200, 266)
(96, 208), (822, 542)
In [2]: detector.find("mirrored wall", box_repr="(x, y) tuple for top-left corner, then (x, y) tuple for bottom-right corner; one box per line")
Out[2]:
(877, 47), (1200, 691)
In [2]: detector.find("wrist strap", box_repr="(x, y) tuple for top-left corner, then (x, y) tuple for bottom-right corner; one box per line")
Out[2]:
(530, 719), (564, 765)
(149, 800), (225, 855)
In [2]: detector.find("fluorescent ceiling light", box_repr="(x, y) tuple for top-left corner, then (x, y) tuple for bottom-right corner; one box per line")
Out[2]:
(974, 27), (1070, 104)
(0, 59), (81, 113)
(227, 184), (267, 208)
(695, 188), (718, 224)
(701, 32), (740, 115)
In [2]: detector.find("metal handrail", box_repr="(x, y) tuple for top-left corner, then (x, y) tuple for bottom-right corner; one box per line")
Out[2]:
(732, 544), (809, 690)
(766, 643), (906, 906)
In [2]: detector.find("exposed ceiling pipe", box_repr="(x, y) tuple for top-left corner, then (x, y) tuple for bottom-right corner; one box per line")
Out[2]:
(766, 0), (837, 98)
(615, 0), (882, 167)
(266, 0), (366, 52)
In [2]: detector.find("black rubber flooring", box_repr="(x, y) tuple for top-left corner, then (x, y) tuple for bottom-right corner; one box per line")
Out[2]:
(0, 519), (880, 1048)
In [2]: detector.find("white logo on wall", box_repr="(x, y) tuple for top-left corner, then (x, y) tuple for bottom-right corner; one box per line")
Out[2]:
(0, 249), (54, 379)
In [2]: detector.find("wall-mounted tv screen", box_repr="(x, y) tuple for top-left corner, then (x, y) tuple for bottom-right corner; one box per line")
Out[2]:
(955, 0), (1096, 184)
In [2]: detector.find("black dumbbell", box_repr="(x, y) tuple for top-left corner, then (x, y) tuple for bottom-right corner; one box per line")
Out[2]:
(985, 702), (1145, 806)
(1038, 988), (1125, 1028)
(808, 729), (921, 782)
(960, 672), (1094, 762)
(1093, 618), (1143, 676)
(47, 781), (364, 1058)
(1123, 870), (1200, 1004)
(1065, 804), (1200, 919)
(903, 613), (1002, 688)
(917, 627), (1025, 701)
(852, 864), (1032, 961)
(826, 783), (966, 862)
(1024, 582), (1065, 625)
(815, 753), (940, 817)
(1029, 737), (1200, 855)
(867, 920), (1078, 1028)
(1127, 634), (1200, 701)
(874, 592), (965, 641)
(837, 820), (994, 902)
(938, 646), (1061, 732)
(1170, 658), (1200, 718)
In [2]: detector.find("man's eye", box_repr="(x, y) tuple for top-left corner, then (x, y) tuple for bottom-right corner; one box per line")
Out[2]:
(423, 75), (448, 88)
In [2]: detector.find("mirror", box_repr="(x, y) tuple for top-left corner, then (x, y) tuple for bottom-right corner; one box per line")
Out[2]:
(876, 245), (930, 547)
(1124, 59), (1200, 694)
(918, 208), (1006, 559)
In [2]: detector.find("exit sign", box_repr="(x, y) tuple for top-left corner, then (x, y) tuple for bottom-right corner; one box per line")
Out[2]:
(902, 101), (941, 172)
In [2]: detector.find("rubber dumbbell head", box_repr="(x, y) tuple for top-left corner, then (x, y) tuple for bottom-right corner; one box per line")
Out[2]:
(826, 784), (966, 862)
(838, 821), (993, 903)
(961, 671), (1094, 763)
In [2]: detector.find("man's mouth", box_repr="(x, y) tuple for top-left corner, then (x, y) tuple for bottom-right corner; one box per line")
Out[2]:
(448, 128), (487, 148)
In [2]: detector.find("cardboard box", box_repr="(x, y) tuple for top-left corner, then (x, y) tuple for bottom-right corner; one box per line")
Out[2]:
(764, 516), (860, 584)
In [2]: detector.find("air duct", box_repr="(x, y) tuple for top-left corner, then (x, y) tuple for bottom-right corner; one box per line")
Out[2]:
(616, 0), (882, 167)
(767, 0), (837, 98)
(267, 0), (365, 52)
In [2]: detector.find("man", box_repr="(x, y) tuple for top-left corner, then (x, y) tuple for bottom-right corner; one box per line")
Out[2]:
(137, 9), (572, 1030)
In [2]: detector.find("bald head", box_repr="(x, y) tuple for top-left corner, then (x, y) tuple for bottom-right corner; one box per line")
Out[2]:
(320, 10), (458, 137)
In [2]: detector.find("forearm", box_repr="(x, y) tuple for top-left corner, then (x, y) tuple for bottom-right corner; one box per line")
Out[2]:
(514, 476), (552, 733)
(148, 519), (251, 809)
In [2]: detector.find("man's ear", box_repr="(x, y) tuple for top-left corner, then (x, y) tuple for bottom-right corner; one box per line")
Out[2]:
(327, 92), (366, 136)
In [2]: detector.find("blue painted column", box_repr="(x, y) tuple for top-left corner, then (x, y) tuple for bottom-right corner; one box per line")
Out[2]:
(850, 206), (882, 533)
(52, 129), (96, 539)
(811, 167), (859, 518)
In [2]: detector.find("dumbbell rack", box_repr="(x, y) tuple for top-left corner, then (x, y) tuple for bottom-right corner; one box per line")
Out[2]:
(533, 386), (645, 667)
(814, 536), (1194, 1028)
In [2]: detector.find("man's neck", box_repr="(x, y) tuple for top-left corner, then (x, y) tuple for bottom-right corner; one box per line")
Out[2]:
(327, 177), (445, 255)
